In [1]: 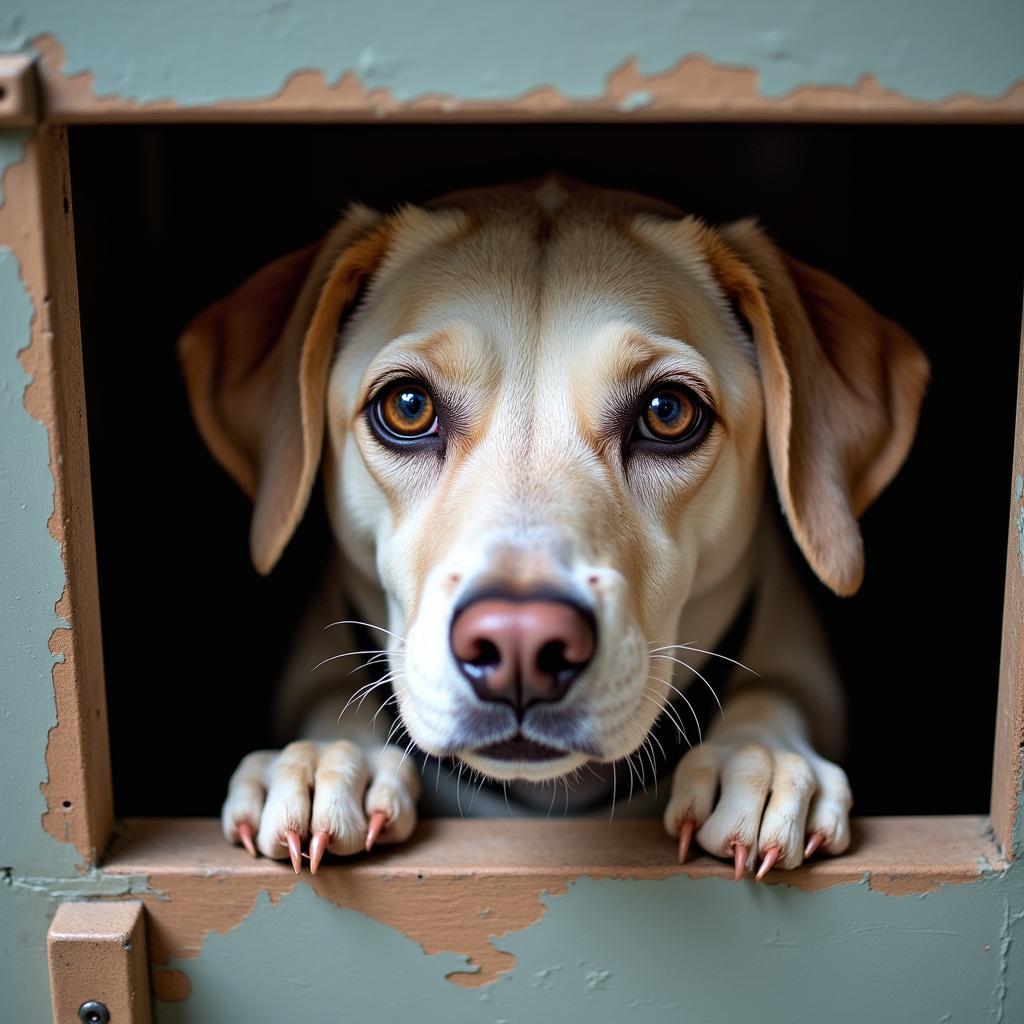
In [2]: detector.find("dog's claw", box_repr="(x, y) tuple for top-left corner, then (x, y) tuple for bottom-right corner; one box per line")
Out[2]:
(733, 843), (749, 881)
(285, 830), (303, 873)
(308, 831), (330, 874)
(366, 810), (389, 852)
(237, 821), (257, 858)
(756, 846), (780, 880)
(678, 820), (696, 864)
(805, 832), (825, 858)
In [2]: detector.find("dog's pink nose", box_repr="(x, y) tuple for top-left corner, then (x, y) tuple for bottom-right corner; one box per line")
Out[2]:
(450, 597), (596, 710)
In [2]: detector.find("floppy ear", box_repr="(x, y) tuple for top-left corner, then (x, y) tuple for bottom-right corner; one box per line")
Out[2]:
(179, 204), (389, 574)
(699, 219), (929, 596)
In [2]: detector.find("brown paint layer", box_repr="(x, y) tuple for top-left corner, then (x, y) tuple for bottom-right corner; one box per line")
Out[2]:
(102, 815), (999, 997)
(151, 968), (192, 1003)
(0, 126), (114, 864)
(31, 36), (1024, 124)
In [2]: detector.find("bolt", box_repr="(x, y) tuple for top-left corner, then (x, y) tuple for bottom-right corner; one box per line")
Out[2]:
(78, 1001), (110, 1024)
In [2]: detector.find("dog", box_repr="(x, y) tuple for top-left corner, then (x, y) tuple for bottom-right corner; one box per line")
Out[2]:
(180, 177), (928, 877)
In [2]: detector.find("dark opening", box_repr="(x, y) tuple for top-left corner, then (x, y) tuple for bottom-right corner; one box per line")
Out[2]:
(70, 122), (1023, 818)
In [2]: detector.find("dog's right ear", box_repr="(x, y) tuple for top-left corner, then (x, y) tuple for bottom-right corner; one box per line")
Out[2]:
(692, 218), (929, 596)
(179, 204), (387, 574)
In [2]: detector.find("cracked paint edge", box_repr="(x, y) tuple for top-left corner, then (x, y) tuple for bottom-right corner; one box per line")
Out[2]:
(25, 35), (1024, 124)
(0, 130), (84, 877)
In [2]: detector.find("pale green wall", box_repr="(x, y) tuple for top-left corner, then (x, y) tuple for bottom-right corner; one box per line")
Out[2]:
(1, 0), (1023, 104)
(1, 1), (1023, 1020)
(153, 872), (1024, 1024)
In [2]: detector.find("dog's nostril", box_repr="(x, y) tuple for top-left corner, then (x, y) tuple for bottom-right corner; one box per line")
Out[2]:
(536, 640), (571, 677)
(470, 639), (502, 668)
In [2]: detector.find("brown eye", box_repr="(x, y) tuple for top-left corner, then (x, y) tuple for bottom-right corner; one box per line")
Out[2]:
(636, 386), (705, 444)
(377, 381), (437, 438)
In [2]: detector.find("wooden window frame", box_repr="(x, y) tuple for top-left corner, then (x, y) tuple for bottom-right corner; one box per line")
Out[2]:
(5, 55), (1022, 896)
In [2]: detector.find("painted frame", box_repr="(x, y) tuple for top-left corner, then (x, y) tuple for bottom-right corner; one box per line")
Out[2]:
(2, 23), (1024, 1018)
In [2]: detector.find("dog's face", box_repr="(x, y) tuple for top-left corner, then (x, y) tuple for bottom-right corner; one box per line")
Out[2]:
(181, 179), (927, 782)
(324, 187), (768, 780)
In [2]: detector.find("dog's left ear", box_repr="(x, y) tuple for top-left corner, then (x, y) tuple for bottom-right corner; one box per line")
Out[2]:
(699, 218), (930, 596)
(179, 204), (390, 574)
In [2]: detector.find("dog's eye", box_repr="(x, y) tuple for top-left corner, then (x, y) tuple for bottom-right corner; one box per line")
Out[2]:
(634, 385), (708, 445)
(375, 381), (438, 438)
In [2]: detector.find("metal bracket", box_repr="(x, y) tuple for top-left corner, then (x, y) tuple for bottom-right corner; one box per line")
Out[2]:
(0, 53), (39, 126)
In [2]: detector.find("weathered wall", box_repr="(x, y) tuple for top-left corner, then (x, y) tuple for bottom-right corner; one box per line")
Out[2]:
(2, 1), (1024, 1020)
(0, 0), (1022, 105)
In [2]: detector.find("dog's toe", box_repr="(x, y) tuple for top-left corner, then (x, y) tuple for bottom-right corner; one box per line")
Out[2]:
(362, 745), (421, 848)
(255, 740), (319, 860)
(310, 740), (371, 857)
(695, 743), (773, 866)
(804, 760), (853, 855)
(663, 743), (721, 842)
(222, 749), (276, 852)
(754, 751), (816, 872)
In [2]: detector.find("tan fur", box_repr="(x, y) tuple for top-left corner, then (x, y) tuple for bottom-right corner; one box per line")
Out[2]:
(183, 177), (927, 871)
(180, 204), (388, 573)
(698, 219), (930, 595)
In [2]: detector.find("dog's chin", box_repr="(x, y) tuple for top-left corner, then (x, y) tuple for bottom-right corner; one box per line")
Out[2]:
(460, 742), (589, 782)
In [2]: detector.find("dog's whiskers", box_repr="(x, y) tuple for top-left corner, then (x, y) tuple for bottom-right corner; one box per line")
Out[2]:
(370, 693), (399, 728)
(650, 642), (760, 678)
(546, 776), (559, 818)
(624, 750), (640, 803)
(648, 672), (703, 745)
(396, 735), (417, 776)
(336, 675), (394, 722)
(641, 688), (689, 745)
(650, 653), (725, 723)
(641, 735), (659, 796)
(324, 619), (407, 645)
(356, 672), (400, 713)
(468, 769), (489, 814)
(455, 760), (466, 818)
(384, 714), (407, 749)
(312, 648), (390, 673)
(609, 755), (618, 822)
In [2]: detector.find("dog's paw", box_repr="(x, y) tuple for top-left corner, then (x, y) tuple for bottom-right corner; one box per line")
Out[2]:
(662, 741), (852, 878)
(221, 741), (420, 872)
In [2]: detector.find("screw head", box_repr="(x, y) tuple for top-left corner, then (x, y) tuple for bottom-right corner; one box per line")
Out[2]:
(78, 1001), (110, 1024)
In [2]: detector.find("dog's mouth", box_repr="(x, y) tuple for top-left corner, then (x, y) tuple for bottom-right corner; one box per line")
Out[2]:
(473, 734), (568, 762)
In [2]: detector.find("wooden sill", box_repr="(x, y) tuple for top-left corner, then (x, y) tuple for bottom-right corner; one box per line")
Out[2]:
(105, 815), (1001, 894)
(98, 816), (1005, 990)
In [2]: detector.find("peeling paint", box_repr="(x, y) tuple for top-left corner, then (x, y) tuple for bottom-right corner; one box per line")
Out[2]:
(0, 137), (79, 879)
(1, 0), (1020, 108)
(143, 866), (1024, 1022)
(618, 90), (654, 113)
(8, 867), (160, 902)
(1015, 474), (1024, 577)
(24, 34), (1024, 124)
(995, 897), (1024, 1022)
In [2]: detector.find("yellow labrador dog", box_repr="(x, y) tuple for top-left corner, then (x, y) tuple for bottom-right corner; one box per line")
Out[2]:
(181, 178), (927, 878)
